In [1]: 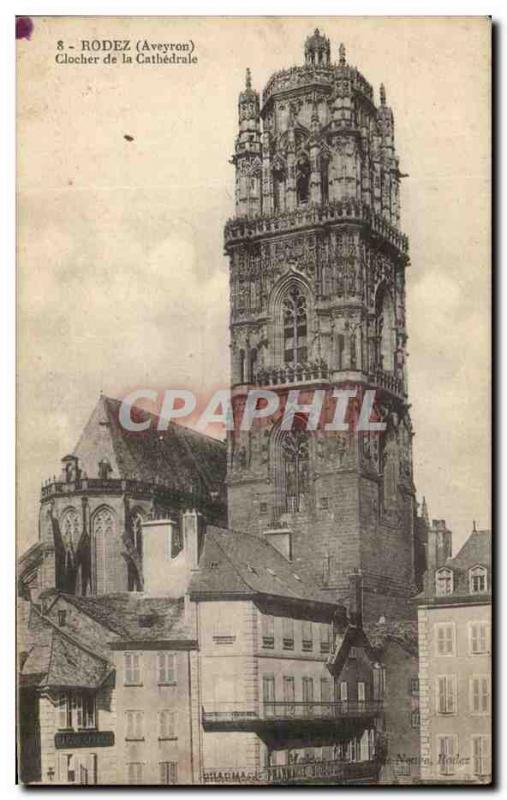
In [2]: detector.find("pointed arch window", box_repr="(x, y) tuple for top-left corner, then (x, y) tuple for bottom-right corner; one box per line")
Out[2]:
(61, 508), (80, 551)
(92, 508), (115, 594)
(283, 287), (308, 365)
(238, 349), (246, 384)
(273, 163), (286, 214)
(296, 156), (310, 206)
(280, 429), (310, 513)
(320, 155), (329, 204)
(128, 510), (143, 592)
(249, 348), (258, 383)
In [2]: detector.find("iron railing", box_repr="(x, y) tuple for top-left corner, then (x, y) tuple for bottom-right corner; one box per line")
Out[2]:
(202, 700), (382, 726)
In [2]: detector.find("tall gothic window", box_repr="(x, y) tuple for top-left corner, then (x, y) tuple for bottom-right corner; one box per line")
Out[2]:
(239, 349), (245, 384)
(128, 511), (143, 592)
(249, 348), (258, 383)
(273, 166), (285, 213)
(280, 429), (310, 513)
(92, 507), (115, 594)
(296, 157), (310, 205)
(61, 507), (80, 551)
(320, 156), (329, 204)
(283, 287), (308, 365)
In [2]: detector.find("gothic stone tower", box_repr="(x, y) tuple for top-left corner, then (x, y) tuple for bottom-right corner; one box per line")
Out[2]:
(225, 30), (416, 620)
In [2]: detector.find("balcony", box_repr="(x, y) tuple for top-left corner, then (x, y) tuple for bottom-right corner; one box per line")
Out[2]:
(255, 362), (329, 388)
(224, 201), (408, 257)
(202, 759), (380, 785)
(201, 701), (382, 731)
(370, 369), (405, 400)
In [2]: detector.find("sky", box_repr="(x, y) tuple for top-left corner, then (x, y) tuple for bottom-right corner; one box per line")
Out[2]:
(17, 16), (491, 554)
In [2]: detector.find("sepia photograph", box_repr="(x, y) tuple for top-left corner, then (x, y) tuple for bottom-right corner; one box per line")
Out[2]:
(15, 14), (491, 786)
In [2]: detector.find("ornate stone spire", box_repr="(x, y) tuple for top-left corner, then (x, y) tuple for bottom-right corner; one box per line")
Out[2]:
(339, 42), (346, 66)
(380, 83), (386, 106)
(245, 67), (251, 90)
(304, 28), (330, 66)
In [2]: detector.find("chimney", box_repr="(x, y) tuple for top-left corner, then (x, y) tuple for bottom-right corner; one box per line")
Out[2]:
(141, 518), (177, 594)
(182, 510), (205, 570)
(348, 570), (363, 628)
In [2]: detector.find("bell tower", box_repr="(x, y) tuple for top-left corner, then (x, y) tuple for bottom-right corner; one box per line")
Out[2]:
(225, 31), (417, 620)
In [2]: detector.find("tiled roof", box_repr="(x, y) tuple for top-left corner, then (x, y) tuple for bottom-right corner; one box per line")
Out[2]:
(61, 593), (192, 642)
(190, 526), (336, 607)
(417, 529), (492, 603)
(73, 395), (226, 496)
(19, 608), (112, 689)
(447, 529), (491, 570)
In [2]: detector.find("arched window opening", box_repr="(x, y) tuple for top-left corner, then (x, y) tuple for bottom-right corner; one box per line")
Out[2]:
(283, 287), (308, 365)
(469, 565), (488, 594)
(273, 166), (285, 213)
(376, 288), (396, 372)
(296, 157), (310, 206)
(92, 508), (115, 595)
(271, 419), (311, 516)
(336, 334), (345, 370)
(239, 349), (245, 384)
(249, 348), (258, 384)
(61, 508), (80, 552)
(128, 511), (143, 592)
(320, 157), (329, 204)
(435, 567), (453, 596)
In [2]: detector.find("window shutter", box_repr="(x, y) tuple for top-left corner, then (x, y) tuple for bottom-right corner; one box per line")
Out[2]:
(86, 754), (97, 785)
(447, 676), (456, 713)
(481, 677), (490, 712)
(438, 677), (446, 713)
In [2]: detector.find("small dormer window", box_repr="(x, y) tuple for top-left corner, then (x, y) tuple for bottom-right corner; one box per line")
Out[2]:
(435, 567), (453, 596)
(469, 565), (488, 594)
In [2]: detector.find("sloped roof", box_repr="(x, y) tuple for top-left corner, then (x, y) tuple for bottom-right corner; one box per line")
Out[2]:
(416, 528), (492, 603)
(448, 529), (491, 570)
(190, 526), (336, 608)
(19, 608), (112, 689)
(60, 593), (192, 642)
(72, 395), (226, 495)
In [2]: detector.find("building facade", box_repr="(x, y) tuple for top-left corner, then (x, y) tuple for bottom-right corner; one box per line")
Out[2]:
(417, 527), (492, 784)
(18, 512), (386, 785)
(225, 30), (418, 619)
